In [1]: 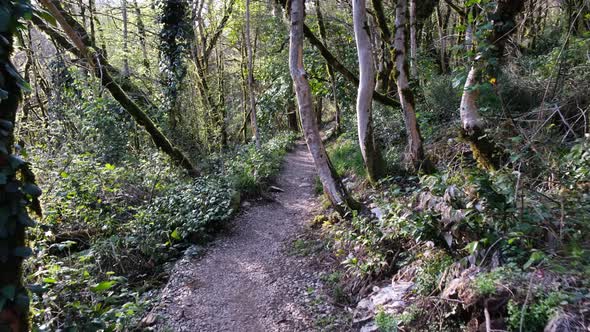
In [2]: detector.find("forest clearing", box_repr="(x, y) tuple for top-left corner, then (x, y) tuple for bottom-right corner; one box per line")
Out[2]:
(0, 0), (589, 331)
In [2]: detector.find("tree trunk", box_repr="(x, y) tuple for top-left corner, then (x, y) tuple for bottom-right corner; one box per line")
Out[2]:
(371, 0), (396, 96)
(275, 0), (400, 108)
(394, 0), (432, 172)
(246, 0), (261, 148)
(316, 0), (341, 134)
(409, 0), (418, 78)
(289, 0), (356, 211)
(133, 0), (150, 69)
(121, 0), (130, 77)
(0, 5), (39, 330)
(459, 0), (525, 171)
(40, 0), (198, 175)
(353, 0), (384, 184)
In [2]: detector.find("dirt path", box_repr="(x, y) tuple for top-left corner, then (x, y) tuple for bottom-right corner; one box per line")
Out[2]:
(151, 144), (327, 332)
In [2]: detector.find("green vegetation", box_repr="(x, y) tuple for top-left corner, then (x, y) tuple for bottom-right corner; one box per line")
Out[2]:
(1, 0), (589, 330)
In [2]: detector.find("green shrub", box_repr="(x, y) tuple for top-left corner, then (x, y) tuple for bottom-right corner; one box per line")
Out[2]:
(227, 131), (298, 195)
(507, 292), (569, 332)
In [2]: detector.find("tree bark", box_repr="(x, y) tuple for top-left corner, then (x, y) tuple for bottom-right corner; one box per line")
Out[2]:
(245, 0), (261, 148)
(409, 0), (418, 78)
(133, 0), (150, 69)
(459, 0), (524, 170)
(121, 0), (130, 77)
(353, 0), (384, 184)
(394, 0), (432, 172)
(39, 0), (198, 175)
(289, 0), (356, 211)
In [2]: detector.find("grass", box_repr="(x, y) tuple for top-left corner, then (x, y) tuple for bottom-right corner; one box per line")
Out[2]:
(327, 137), (366, 178)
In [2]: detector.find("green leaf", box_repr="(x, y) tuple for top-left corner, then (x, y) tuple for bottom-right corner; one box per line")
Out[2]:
(17, 212), (35, 227)
(90, 281), (117, 293)
(13, 246), (32, 258)
(22, 183), (42, 197)
(0, 285), (16, 301)
(42, 277), (57, 284)
(7, 155), (24, 170)
(523, 251), (546, 269)
(170, 228), (181, 241)
(104, 163), (116, 170)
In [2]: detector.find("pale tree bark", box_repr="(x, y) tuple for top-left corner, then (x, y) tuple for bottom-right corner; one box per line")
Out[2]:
(289, 0), (356, 211)
(394, 0), (432, 172)
(121, 0), (130, 77)
(245, 0), (261, 148)
(315, 0), (341, 134)
(409, 0), (418, 78)
(353, 0), (384, 184)
(459, 0), (524, 170)
(40, 0), (198, 175)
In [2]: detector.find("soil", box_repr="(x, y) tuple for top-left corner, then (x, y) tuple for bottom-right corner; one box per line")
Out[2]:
(148, 143), (342, 332)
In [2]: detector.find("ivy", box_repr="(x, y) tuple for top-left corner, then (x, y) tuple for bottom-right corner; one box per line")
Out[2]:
(157, 0), (193, 121)
(0, 0), (41, 328)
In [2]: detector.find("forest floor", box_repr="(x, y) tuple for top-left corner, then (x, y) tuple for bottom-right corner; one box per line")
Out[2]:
(146, 143), (344, 331)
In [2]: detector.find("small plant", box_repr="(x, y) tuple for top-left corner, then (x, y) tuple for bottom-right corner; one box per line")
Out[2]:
(375, 309), (398, 332)
(507, 291), (569, 332)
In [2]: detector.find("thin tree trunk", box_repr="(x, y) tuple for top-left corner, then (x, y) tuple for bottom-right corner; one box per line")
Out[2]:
(409, 0), (418, 78)
(246, 0), (261, 148)
(316, 0), (341, 134)
(40, 0), (198, 175)
(133, 0), (149, 69)
(435, 5), (447, 73)
(122, 0), (130, 77)
(371, 0), (396, 96)
(394, 0), (432, 172)
(353, 0), (384, 184)
(289, 0), (356, 211)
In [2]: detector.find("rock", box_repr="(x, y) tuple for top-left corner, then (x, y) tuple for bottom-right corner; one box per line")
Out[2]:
(353, 281), (414, 330)
(370, 206), (384, 221)
(269, 186), (285, 192)
(242, 201), (251, 208)
(139, 313), (157, 327)
(360, 322), (379, 332)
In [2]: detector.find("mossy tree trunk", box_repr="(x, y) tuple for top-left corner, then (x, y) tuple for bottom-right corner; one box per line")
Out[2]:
(459, 0), (525, 171)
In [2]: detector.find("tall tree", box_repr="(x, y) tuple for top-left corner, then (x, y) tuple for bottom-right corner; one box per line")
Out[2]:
(158, 0), (191, 131)
(289, 0), (356, 211)
(353, 0), (384, 184)
(394, 0), (432, 172)
(245, 0), (261, 148)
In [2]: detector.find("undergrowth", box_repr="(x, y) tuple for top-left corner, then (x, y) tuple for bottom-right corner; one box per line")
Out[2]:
(25, 132), (298, 330)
